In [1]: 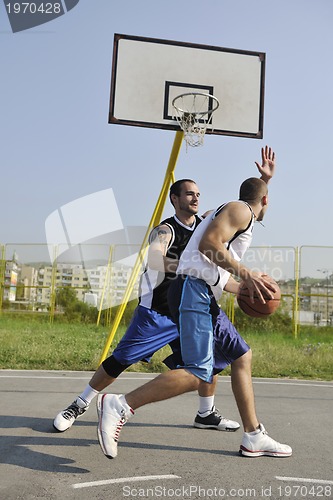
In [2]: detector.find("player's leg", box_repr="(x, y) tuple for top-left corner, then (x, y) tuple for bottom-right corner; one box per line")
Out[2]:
(194, 375), (240, 431)
(168, 277), (240, 431)
(53, 356), (129, 432)
(96, 276), (215, 458)
(193, 287), (240, 431)
(214, 309), (292, 457)
(128, 369), (198, 409)
(230, 349), (258, 431)
(231, 351), (292, 457)
(53, 305), (179, 431)
(97, 368), (199, 458)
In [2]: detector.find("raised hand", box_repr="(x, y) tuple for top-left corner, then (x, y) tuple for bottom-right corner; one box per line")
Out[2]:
(255, 145), (276, 183)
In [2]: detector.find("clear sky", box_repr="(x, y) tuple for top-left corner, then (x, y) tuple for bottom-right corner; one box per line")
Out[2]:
(1, 0), (333, 277)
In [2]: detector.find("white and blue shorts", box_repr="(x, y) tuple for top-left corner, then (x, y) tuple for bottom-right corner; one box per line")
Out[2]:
(168, 275), (250, 383)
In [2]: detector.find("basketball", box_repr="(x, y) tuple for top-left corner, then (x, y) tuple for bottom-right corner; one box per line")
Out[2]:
(236, 277), (281, 318)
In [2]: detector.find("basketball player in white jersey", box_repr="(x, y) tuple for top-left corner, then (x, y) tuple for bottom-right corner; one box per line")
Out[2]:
(53, 179), (239, 433)
(96, 146), (293, 459)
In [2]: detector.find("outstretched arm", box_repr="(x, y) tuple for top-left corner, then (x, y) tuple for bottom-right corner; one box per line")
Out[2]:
(255, 145), (276, 184)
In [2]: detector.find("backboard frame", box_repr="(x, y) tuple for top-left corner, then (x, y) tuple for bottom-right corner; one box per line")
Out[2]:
(109, 33), (266, 139)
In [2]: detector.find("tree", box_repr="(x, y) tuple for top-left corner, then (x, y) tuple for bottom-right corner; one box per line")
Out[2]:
(55, 286), (98, 323)
(56, 287), (77, 310)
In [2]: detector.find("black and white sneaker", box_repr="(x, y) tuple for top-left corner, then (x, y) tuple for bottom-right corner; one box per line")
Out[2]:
(53, 397), (89, 432)
(194, 406), (240, 432)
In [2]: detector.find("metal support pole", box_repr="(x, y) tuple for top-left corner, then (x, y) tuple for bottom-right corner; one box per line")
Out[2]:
(294, 246), (300, 338)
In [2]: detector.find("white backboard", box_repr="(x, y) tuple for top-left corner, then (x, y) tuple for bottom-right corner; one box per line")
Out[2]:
(109, 34), (266, 138)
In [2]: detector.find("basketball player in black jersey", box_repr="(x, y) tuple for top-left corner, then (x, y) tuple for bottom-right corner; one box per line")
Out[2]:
(53, 179), (240, 433)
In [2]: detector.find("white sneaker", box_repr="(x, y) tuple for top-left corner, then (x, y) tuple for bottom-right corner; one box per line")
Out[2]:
(240, 423), (292, 457)
(53, 397), (89, 432)
(193, 406), (240, 431)
(96, 394), (134, 459)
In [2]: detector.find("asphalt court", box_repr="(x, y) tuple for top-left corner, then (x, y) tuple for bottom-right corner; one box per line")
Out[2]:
(0, 370), (332, 500)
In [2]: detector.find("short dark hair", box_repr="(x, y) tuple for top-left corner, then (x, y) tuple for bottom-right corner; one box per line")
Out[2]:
(239, 177), (268, 203)
(169, 179), (196, 206)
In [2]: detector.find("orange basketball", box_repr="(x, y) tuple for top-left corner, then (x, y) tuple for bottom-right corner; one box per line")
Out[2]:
(236, 277), (281, 318)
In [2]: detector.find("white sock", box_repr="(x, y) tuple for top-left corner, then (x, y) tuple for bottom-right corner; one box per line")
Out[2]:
(198, 396), (215, 416)
(245, 425), (261, 436)
(78, 385), (99, 405)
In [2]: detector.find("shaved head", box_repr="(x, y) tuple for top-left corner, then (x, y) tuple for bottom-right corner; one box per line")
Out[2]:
(239, 177), (268, 204)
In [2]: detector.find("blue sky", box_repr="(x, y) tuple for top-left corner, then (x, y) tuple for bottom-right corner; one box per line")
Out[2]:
(1, 0), (333, 277)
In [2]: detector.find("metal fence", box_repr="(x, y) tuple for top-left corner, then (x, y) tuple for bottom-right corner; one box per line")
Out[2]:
(1, 243), (333, 336)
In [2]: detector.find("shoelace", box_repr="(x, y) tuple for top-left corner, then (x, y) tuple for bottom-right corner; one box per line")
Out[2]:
(114, 414), (126, 442)
(212, 407), (227, 422)
(62, 402), (84, 421)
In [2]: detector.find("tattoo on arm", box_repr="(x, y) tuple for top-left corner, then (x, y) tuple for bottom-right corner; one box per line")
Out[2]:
(157, 230), (169, 250)
(149, 226), (171, 253)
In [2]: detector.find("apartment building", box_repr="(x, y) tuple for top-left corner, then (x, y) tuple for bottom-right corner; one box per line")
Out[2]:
(4, 257), (331, 324)
(86, 263), (138, 309)
(3, 260), (18, 302)
(19, 264), (39, 305)
(37, 263), (89, 305)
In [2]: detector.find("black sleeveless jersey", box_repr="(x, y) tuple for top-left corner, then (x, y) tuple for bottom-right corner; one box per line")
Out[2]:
(138, 214), (202, 316)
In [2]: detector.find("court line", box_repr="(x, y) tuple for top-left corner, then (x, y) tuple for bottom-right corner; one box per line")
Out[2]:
(0, 375), (155, 380)
(276, 476), (333, 485)
(72, 474), (181, 489)
(252, 380), (333, 388)
(0, 373), (332, 388)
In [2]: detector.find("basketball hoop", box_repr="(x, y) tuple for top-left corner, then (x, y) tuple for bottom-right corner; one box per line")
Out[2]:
(172, 92), (220, 149)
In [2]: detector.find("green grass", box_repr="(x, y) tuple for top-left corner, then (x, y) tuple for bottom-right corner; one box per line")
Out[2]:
(0, 314), (332, 380)
(231, 329), (333, 380)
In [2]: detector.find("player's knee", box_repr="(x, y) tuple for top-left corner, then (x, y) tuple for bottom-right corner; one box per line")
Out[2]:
(102, 355), (131, 378)
(232, 348), (252, 369)
(192, 376), (200, 390)
(244, 348), (252, 363)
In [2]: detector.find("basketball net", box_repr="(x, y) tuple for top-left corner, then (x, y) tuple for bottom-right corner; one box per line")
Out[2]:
(172, 92), (219, 150)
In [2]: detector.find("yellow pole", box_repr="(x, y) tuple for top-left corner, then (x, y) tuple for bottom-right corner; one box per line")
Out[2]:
(230, 294), (235, 324)
(0, 244), (5, 313)
(49, 245), (58, 323)
(294, 246), (300, 338)
(98, 131), (184, 364)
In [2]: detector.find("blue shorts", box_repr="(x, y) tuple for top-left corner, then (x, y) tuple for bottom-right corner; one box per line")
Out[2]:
(168, 275), (250, 383)
(112, 305), (180, 365)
